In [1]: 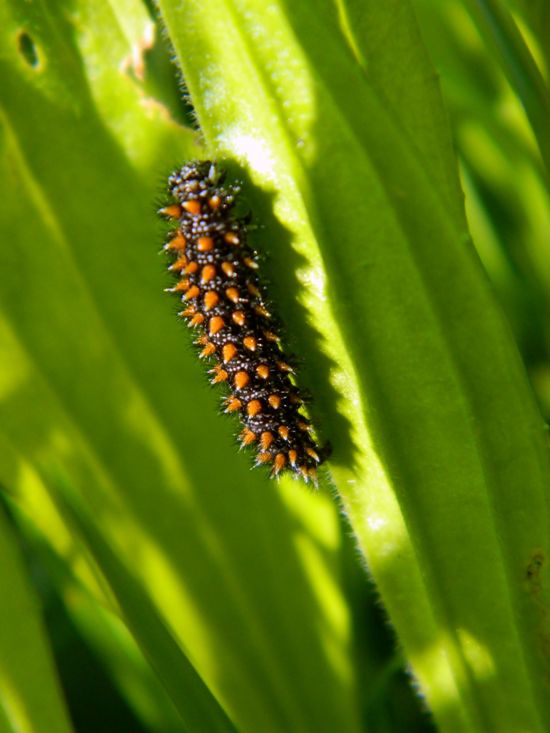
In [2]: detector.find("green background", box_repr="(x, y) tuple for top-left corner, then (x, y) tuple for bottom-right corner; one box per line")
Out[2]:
(1, 1), (549, 731)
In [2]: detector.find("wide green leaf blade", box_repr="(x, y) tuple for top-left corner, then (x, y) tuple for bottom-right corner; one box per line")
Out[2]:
(0, 1), (362, 732)
(156, 0), (550, 730)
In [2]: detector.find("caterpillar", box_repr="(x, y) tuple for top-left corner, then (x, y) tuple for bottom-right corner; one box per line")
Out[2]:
(159, 161), (326, 483)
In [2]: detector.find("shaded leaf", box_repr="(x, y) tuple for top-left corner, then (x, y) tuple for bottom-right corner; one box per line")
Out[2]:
(0, 506), (73, 733)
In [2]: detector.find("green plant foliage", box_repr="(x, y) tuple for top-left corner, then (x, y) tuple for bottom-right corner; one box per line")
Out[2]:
(0, 1), (364, 731)
(52, 481), (238, 733)
(1, 0), (550, 732)
(0, 507), (73, 733)
(159, 0), (550, 729)
(414, 0), (550, 419)
(459, 0), (550, 178)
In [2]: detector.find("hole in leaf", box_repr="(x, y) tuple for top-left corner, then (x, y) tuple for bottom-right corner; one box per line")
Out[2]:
(17, 31), (40, 68)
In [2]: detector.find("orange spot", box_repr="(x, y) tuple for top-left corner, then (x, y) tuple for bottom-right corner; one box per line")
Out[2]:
(173, 279), (191, 293)
(254, 305), (271, 318)
(196, 335), (208, 346)
(308, 467), (318, 483)
(273, 453), (286, 473)
(222, 343), (238, 363)
(185, 261), (199, 274)
(256, 364), (269, 379)
(278, 426), (289, 440)
(180, 306), (196, 317)
(257, 452), (272, 464)
(232, 311), (246, 326)
(184, 285), (200, 300)
(226, 287), (240, 303)
(209, 316), (225, 335)
(264, 330), (279, 342)
(208, 195), (221, 209)
(169, 256), (188, 272)
(165, 234), (186, 251)
(203, 291), (219, 311)
(201, 264), (216, 283)
(183, 200), (201, 215)
(211, 368), (228, 384)
(288, 450), (298, 466)
(243, 336), (257, 351)
(298, 420), (310, 431)
(299, 465), (309, 480)
(241, 428), (257, 446)
(260, 432), (274, 449)
(197, 236), (214, 251)
(277, 361), (293, 373)
(234, 371), (250, 389)
(268, 394), (281, 409)
(221, 261), (235, 277)
(247, 400), (262, 417)
(247, 282), (260, 297)
(200, 342), (216, 358)
(306, 447), (320, 462)
(224, 232), (239, 245)
(244, 256), (258, 269)
(189, 313), (205, 327)
(226, 396), (242, 413)
(159, 204), (182, 218)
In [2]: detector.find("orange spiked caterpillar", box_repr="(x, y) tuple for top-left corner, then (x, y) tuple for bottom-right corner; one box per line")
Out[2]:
(160, 161), (327, 483)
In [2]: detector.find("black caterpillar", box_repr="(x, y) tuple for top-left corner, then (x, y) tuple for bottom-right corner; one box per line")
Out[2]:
(160, 161), (326, 482)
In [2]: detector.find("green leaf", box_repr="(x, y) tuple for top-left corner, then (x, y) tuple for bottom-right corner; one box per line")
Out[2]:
(51, 481), (238, 733)
(0, 506), (73, 733)
(511, 0), (550, 74)
(10, 516), (186, 733)
(157, 0), (550, 730)
(64, 586), (185, 733)
(412, 0), (550, 412)
(459, 0), (550, 182)
(0, 2), (363, 732)
(4, 0), (550, 729)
